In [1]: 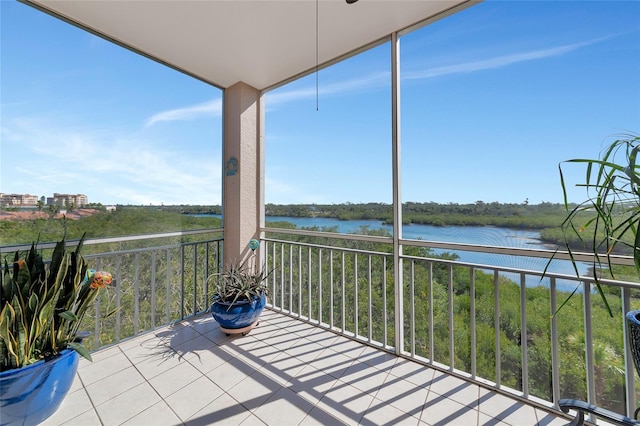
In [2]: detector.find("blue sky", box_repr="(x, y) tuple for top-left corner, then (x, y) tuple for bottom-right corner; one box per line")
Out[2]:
(2, 1), (639, 206)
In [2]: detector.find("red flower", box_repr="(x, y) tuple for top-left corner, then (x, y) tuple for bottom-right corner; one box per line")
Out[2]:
(90, 271), (112, 289)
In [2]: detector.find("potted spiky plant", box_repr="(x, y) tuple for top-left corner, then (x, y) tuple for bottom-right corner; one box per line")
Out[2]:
(209, 239), (270, 336)
(0, 234), (112, 425)
(550, 134), (640, 390)
(551, 134), (640, 316)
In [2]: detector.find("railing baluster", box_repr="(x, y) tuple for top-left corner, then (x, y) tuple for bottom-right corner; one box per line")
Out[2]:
(134, 253), (140, 335)
(204, 243), (210, 307)
(520, 272), (528, 397)
(116, 256), (122, 342)
(281, 243), (285, 311)
(308, 246), (312, 320)
(165, 250), (171, 324)
(429, 261), (434, 364)
(470, 267), (476, 379)
(494, 270), (501, 388)
(318, 248), (323, 325)
(266, 241), (273, 307)
(180, 245), (185, 320)
(289, 244), (293, 314)
(368, 255), (372, 343)
(269, 241), (275, 308)
(330, 249), (334, 330)
(93, 258), (102, 348)
(342, 251), (346, 333)
(94, 275), (101, 349)
(193, 244), (197, 317)
(297, 245), (302, 317)
(410, 259), (415, 357)
(151, 250), (156, 329)
(383, 256), (388, 348)
(550, 277), (559, 408)
(354, 252), (358, 337)
(448, 264), (454, 370)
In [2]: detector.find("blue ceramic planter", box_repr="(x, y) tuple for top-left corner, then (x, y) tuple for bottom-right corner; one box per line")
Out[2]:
(627, 310), (640, 378)
(211, 293), (266, 329)
(0, 349), (79, 426)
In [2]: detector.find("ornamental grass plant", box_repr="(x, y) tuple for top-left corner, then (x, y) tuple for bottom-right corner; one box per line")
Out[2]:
(0, 234), (112, 371)
(550, 134), (640, 316)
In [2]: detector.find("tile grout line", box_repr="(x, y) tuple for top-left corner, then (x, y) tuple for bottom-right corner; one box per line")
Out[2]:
(418, 384), (433, 425)
(67, 369), (106, 426)
(117, 338), (189, 425)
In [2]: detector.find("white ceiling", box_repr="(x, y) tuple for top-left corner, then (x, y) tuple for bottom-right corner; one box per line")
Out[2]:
(24, 0), (477, 91)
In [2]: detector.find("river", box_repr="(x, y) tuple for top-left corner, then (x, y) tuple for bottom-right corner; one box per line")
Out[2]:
(267, 216), (599, 293)
(198, 214), (590, 290)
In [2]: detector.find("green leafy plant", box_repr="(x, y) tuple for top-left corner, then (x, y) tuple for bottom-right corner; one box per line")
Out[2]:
(208, 240), (270, 310)
(0, 234), (112, 371)
(550, 134), (640, 316)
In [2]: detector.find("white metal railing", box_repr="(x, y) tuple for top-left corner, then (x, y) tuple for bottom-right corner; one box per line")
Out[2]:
(5, 227), (638, 419)
(0, 230), (224, 351)
(262, 230), (640, 421)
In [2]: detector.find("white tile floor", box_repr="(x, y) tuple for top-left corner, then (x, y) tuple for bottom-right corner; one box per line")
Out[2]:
(42, 309), (570, 426)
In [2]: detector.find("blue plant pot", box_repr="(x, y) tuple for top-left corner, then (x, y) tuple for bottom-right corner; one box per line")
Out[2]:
(211, 293), (266, 329)
(626, 310), (640, 378)
(0, 349), (79, 426)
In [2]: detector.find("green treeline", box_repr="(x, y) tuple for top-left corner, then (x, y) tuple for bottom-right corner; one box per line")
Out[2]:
(123, 201), (572, 234)
(0, 207), (222, 246)
(264, 201), (569, 228)
(158, 201), (568, 228)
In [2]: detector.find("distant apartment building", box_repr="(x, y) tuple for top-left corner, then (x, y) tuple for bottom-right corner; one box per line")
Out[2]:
(46, 193), (88, 207)
(0, 193), (39, 207)
(0, 192), (89, 208)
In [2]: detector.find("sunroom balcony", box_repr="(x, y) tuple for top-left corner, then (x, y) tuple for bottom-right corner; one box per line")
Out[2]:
(6, 230), (637, 425)
(7, 1), (639, 423)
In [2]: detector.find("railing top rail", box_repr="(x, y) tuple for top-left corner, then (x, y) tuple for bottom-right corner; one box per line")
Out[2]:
(81, 238), (223, 258)
(0, 228), (224, 253)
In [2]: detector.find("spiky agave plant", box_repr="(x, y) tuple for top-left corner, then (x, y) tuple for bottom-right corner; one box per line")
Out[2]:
(0, 234), (112, 371)
(212, 260), (271, 308)
(551, 134), (640, 316)
(208, 239), (271, 310)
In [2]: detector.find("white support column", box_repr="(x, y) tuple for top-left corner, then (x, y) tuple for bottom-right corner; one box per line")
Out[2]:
(257, 92), (266, 269)
(392, 32), (404, 355)
(223, 82), (263, 266)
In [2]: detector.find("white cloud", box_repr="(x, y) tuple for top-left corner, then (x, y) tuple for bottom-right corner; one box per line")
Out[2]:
(1, 116), (221, 205)
(266, 71), (389, 106)
(404, 38), (608, 80)
(145, 37), (599, 119)
(266, 37), (609, 104)
(145, 98), (222, 127)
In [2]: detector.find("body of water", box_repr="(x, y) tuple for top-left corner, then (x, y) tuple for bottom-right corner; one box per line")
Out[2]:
(198, 214), (590, 290)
